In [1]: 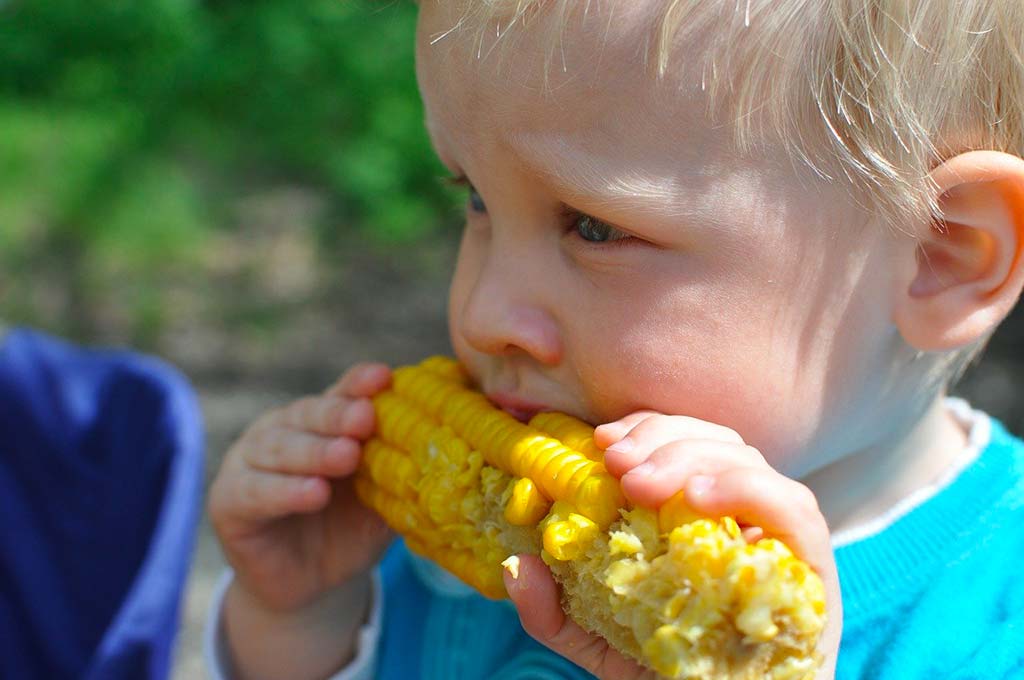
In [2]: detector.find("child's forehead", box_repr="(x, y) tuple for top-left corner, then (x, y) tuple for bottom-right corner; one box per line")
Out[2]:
(414, 1), (864, 231)
(416, 2), (730, 173)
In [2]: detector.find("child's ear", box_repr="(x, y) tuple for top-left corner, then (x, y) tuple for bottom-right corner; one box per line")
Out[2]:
(894, 150), (1024, 351)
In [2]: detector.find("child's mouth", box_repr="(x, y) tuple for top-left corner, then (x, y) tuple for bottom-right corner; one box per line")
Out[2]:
(486, 392), (546, 423)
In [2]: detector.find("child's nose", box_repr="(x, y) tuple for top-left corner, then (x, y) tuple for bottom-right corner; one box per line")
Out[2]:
(457, 265), (563, 366)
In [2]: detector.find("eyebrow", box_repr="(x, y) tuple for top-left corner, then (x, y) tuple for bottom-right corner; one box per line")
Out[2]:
(505, 131), (692, 221)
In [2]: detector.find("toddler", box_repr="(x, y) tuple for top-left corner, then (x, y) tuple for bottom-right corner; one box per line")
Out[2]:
(205, 1), (1024, 678)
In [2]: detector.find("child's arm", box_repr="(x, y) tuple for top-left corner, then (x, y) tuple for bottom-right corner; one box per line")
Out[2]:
(218, 571), (373, 680)
(207, 363), (395, 680)
(503, 412), (842, 680)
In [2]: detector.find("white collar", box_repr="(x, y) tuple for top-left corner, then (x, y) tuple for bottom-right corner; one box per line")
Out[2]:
(830, 397), (990, 548)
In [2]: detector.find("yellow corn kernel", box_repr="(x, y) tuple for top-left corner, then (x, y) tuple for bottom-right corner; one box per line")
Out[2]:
(388, 362), (624, 528)
(504, 477), (551, 526)
(528, 411), (605, 461)
(362, 439), (416, 499)
(419, 355), (470, 384)
(357, 357), (826, 680)
(658, 490), (702, 533)
(643, 626), (693, 679)
(542, 512), (599, 561)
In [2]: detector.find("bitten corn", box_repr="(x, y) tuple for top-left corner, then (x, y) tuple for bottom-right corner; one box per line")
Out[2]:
(355, 357), (826, 679)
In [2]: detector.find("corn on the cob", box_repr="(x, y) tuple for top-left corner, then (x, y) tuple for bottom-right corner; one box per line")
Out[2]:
(355, 357), (826, 680)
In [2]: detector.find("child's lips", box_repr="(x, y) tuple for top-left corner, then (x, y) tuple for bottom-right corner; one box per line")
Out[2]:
(486, 392), (548, 423)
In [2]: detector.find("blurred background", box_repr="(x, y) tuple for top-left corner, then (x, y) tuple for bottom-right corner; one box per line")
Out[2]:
(0, 0), (1020, 677)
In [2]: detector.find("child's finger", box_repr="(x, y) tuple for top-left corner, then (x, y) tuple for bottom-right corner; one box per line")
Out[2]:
(243, 429), (361, 477)
(593, 410), (661, 447)
(683, 467), (828, 566)
(602, 416), (748, 477)
(503, 554), (654, 680)
(325, 362), (392, 399)
(618, 439), (763, 507)
(211, 468), (330, 526)
(278, 395), (375, 438)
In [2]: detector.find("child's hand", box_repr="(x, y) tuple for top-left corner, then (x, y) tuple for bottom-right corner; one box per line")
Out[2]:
(503, 411), (841, 680)
(208, 362), (394, 614)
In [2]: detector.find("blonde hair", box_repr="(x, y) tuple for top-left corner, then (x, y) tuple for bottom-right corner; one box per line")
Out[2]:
(439, 0), (1024, 385)
(450, 0), (1024, 232)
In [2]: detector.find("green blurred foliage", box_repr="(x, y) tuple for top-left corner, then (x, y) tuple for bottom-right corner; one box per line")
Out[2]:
(0, 0), (458, 342)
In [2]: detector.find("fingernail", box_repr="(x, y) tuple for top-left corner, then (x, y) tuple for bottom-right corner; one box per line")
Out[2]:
(340, 402), (366, 431)
(301, 478), (324, 494)
(629, 461), (655, 477)
(688, 475), (715, 498)
(325, 439), (352, 464)
(605, 437), (634, 455)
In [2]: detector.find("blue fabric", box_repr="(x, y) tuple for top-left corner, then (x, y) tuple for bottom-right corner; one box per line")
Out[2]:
(834, 417), (1024, 679)
(377, 540), (592, 680)
(373, 416), (1024, 679)
(0, 328), (205, 680)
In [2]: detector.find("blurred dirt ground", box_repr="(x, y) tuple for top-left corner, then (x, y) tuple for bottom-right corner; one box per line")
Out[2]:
(166, 219), (1024, 678)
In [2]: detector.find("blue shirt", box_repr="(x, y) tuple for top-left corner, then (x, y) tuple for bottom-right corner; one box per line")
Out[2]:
(373, 409), (1024, 679)
(834, 414), (1024, 678)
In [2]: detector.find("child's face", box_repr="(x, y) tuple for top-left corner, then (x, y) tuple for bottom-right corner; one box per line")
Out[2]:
(416, 3), (915, 478)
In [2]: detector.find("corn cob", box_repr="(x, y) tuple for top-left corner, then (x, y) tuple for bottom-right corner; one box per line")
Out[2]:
(355, 357), (826, 679)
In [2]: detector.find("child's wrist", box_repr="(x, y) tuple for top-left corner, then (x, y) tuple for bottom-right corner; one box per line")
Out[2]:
(223, 572), (373, 680)
(230, 570), (372, 625)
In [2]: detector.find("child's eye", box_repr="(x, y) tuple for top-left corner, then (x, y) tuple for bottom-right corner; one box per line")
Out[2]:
(569, 212), (632, 244)
(443, 174), (488, 214)
(468, 184), (487, 213)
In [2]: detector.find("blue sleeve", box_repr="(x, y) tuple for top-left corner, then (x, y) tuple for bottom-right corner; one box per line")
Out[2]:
(376, 540), (432, 678)
(0, 328), (204, 680)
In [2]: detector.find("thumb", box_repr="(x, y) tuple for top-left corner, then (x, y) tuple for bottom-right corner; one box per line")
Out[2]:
(502, 554), (653, 680)
(503, 554), (565, 640)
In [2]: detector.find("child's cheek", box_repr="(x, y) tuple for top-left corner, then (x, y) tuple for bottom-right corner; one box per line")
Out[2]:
(582, 335), (820, 474)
